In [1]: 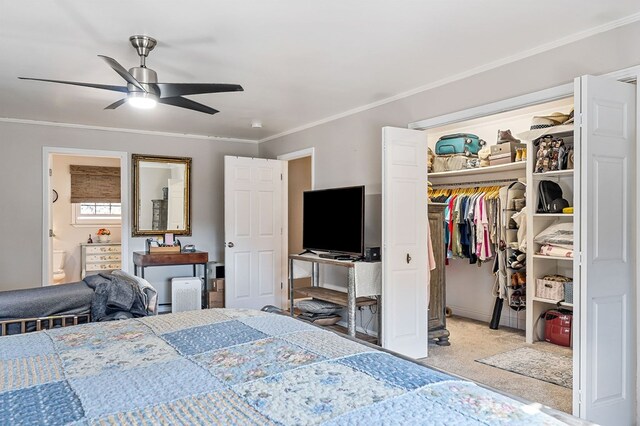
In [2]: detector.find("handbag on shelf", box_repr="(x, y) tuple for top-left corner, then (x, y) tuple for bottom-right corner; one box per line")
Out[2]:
(534, 136), (566, 173)
(537, 180), (568, 213)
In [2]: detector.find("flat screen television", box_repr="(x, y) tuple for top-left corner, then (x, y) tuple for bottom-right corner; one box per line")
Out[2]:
(302, 185), (365, 256)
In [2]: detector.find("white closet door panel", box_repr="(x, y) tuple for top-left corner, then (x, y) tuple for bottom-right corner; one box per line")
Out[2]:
(225, 156), (283, 309)
(382, 126), (428, 358)
(576, 74), (636, 425)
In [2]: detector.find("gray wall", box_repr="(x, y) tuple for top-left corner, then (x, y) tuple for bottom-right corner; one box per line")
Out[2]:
(0, 121), (258, 291)
(259, 21), (640, 331)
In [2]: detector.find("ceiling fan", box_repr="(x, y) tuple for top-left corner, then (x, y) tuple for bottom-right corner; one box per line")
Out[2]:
(19, 35), (243, 115)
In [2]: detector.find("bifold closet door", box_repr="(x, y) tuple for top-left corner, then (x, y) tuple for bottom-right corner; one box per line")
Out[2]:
(575, 75), (636, 424)
(382, 127), (428, 358)
(224, 156), (284, 309)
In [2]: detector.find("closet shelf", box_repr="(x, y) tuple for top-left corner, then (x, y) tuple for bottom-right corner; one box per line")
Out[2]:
(532, 254), (574, 261)
(518, 124), (574, 141)
(532, 169), (574, 178)
(531, 296), (573, 308)
(429, 161), (525, 179)
(532, 296), (564, 304)
(533, 213), (573, 218)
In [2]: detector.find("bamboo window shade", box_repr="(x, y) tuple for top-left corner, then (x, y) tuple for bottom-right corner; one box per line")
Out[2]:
(70, 165), (121, 203)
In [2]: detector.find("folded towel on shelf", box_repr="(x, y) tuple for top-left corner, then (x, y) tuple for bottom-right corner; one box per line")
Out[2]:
(538, 244), (573, 258)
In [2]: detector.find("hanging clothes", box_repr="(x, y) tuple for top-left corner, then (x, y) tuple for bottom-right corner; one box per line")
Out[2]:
(429, 185), (503, 264)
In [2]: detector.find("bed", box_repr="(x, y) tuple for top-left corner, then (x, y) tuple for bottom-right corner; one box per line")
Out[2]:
(0, 308), (584, 425)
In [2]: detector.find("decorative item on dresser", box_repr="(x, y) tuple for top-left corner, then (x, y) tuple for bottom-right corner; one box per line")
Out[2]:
(428, 203), (450, 346)
(80, 242), (122, 278)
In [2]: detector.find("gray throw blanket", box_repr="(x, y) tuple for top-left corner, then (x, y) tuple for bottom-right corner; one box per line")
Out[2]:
(0, 282), (93, 321)
(83, 274), (148, 321)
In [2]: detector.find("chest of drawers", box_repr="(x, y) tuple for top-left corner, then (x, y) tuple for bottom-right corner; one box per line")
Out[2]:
(81, 243), (122, 278)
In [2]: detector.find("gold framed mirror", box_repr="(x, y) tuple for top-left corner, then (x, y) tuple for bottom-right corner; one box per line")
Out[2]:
(132, 154), (191, 236)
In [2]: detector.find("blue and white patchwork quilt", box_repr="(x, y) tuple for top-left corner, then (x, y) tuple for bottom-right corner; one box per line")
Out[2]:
(0, 308), (569, 425)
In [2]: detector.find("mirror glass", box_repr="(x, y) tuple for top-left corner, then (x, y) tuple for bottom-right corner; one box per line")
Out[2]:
(132, 154), (191, 236)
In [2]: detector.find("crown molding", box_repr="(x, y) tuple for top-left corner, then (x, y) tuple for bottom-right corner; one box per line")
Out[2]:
(258, 12), (640, 144)
(0, 117), (259, 144)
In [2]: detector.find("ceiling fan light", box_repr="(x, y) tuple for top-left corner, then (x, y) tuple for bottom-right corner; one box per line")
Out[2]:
(127, 92), (157, 109)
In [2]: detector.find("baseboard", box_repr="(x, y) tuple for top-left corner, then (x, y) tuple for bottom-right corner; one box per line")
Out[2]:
(447, 304), (525, 330)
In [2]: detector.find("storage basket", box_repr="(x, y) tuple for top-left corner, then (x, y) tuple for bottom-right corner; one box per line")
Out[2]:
(535, 278), (565, 301)
(564, 282), (574, 304)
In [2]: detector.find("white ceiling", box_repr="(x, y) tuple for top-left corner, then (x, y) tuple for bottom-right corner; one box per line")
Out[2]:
(1, 1), (639, 142)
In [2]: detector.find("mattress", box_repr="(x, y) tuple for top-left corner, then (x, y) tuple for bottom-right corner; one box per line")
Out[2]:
(0, 308), (579, 425)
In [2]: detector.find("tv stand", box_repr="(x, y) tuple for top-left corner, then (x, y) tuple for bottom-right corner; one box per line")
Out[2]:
(288, 253), (381, 342)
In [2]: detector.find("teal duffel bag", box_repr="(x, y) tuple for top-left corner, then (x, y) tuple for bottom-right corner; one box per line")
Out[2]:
(435, 133), (486, 156)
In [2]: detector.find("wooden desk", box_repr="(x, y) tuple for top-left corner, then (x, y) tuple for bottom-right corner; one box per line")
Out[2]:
(288, 254), (380, 341)
(132, 251), (209, 283)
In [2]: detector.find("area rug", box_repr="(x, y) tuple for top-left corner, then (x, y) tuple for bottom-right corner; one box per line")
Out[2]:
(476, 347), (572, 389)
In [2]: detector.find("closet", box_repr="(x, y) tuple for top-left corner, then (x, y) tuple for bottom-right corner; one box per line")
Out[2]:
(383, 72), (637, 425)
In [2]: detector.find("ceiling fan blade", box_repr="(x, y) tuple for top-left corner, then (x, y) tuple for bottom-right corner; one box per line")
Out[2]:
(98, 55), (146, 92)
(18, 77), (128, 93)
(104, 98), (127, 110)
(159, 96), (219, 115)
(155, 83), (243, 98)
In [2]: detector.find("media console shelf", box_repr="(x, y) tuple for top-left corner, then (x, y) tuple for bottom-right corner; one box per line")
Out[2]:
(294, 287), (377, 307)
(288, 254), (381, 342)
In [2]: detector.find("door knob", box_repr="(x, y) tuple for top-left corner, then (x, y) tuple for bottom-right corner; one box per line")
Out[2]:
(227, 242), (234, 248)
(406, 253), (412, 264)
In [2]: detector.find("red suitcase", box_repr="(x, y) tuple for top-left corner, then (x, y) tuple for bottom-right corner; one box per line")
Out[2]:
(544, 310), (572, 347)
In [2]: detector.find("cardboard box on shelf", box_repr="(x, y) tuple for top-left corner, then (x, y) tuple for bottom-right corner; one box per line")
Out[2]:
(489, 152), (512, 166)
(213, 278), (225, 291)
(207, 288), (225, 308)
(490, 142), (526, 161)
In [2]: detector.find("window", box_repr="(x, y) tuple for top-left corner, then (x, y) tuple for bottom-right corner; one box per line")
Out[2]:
(72, 202), (122, 225)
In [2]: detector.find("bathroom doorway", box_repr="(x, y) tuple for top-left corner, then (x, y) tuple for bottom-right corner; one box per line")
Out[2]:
(42, 147), (129, 286)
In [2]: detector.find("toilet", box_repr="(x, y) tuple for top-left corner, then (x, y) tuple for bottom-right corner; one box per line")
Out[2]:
(52, 250), (66, 284)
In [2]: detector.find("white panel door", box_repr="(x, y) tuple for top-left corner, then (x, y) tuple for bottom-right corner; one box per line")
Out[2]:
(382, 126), (428, 358)
(575, 75), (636, 424)
(224, 156), (284, 309)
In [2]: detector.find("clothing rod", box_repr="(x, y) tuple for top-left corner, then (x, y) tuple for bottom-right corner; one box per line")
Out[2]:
(429, 178), (525, 188)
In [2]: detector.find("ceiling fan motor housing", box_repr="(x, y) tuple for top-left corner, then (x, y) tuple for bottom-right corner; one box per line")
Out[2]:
(129, 67), (159, 96)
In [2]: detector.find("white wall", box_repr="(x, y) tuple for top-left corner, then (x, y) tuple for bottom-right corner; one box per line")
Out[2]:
(0, 122), (258, 292)
(51, 154), (122, 283)
(259, 21), (640, 331)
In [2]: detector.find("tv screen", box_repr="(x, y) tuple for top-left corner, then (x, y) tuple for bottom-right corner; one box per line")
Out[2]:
(302, 185), (365, 256)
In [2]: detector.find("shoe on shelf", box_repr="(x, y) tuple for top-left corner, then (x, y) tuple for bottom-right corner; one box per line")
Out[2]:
(497, 129), (521, 144)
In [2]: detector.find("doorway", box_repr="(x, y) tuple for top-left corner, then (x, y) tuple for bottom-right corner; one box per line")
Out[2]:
(43, 147), (129, 286)
(278, 148), (314, 308)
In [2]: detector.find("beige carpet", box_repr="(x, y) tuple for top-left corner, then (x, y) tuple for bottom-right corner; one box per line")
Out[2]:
(419, 316), (573, 414)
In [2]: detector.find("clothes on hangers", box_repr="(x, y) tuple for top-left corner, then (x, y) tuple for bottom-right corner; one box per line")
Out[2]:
(429, 185), (504, 264)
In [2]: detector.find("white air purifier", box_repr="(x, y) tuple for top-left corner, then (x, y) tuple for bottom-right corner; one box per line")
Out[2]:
(171, 277), (202, 313)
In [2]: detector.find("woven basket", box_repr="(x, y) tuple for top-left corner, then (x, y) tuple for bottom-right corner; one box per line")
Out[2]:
(535, 278), (565, 301)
